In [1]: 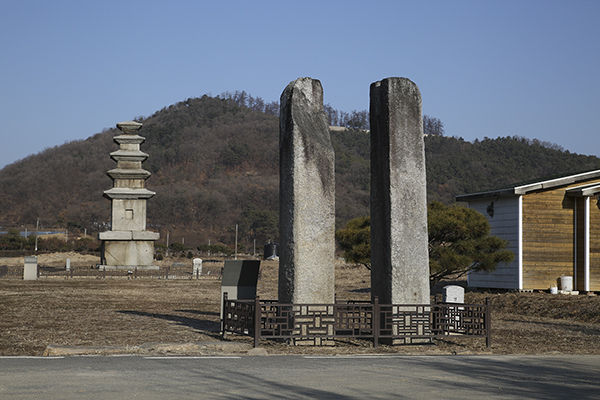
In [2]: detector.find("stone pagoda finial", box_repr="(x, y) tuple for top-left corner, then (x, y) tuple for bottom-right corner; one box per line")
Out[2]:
(116, 120), (142, 133)
(98, 121), (160, 269)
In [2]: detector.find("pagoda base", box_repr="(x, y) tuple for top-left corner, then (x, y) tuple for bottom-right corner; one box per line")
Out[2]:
(100, 239), (157, 268)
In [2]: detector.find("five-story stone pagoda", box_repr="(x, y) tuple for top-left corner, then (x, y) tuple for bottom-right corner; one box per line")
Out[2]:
(99, 121), (160, 270)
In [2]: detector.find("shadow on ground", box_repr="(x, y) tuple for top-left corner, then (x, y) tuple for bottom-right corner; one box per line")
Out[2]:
(117, 310), (221, 335)
(176, 309), (220, 317)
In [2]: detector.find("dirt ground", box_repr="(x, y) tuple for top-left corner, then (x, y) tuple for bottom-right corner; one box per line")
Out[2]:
(1, 255), (599, 356)
(0, 252), (100, 268)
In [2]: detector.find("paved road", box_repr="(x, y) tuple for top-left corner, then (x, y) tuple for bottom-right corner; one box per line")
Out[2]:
(0, 355), (598, 399)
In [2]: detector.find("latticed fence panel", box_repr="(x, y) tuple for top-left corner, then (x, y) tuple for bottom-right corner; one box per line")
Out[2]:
(334, 303), (374, 337)
(222, 298), (254, 336)
(378, 305), (433, 344)
(261, 303), (296, 338)
(431, 303), (487, 336)
(260, 302), (376, 340)
(221, 296), (490, 347)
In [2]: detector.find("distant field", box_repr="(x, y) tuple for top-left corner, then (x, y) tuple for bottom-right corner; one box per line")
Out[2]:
(0, 254), (599, 355)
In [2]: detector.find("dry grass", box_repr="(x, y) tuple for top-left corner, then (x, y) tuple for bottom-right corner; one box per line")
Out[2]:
(0, 279), (222, 355)
(0, 255), (599, 355)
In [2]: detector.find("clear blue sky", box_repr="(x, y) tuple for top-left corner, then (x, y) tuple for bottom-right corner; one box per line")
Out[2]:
(1, 0), (599, 168)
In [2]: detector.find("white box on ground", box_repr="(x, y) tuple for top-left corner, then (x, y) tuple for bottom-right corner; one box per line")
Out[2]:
(442, 285), (464, 303)
(23, 256), (38, 280)
(193, 258), (202, 277)
(560, 276), (573, 292)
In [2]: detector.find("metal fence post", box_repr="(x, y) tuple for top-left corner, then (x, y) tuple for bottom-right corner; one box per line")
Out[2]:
(373, 296), (380, 348)
(485, 297), (491, 348)
(221, 292), (228, 339)
(254, 296), (261, 348)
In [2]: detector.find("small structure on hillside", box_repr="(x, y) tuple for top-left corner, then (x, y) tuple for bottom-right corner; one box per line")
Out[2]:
(457, 169), (600, 292)
(98, 121), (159, 270)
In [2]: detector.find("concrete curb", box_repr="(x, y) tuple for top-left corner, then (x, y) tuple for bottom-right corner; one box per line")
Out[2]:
(42, 342), (494, 357)
(43, 341), (256, 357)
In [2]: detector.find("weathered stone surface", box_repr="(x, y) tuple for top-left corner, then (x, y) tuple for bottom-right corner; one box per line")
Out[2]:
(99, 231), (132, 240)
(103, 240), (155, 266)
(103, 188), (156, 200)
(370, 77), (430, 305)
(132, 231), (160, 240)
(278, 78), (335, 304)
(99, 121), (159, 269)
(113, 134), (145, 144)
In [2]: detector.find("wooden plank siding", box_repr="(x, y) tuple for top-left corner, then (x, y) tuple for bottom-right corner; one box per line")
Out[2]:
(467, 197), (519, 289)
(589, 197), (600, 291)
(575, 197), (585, 291)
(522, 178), (600, 290)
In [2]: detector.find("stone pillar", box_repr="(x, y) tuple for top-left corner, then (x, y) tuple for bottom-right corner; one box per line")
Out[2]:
(369, 77), (430, 305)
(99, 121), (160, 270)
(278, 78), (335, 304)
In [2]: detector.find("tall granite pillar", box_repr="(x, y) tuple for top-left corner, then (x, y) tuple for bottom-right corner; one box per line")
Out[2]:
(99, 121), (160, 270)
(279, 78), (335, 304)
(370, 77), (430, 305)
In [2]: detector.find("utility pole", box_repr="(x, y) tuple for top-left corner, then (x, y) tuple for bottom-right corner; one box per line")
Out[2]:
(253, 239), (256, 257)
(166, 231), (170, 257)
(234, 224), (238, 260)
(208, 239), (211, 256)
(34, 218), (39, 252)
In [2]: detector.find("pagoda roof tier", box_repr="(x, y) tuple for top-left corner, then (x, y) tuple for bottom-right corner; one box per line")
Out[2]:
(114, 134), (146, 145)
(103, 188), (156, 199)
(106, 168), (151, 180)
(116, 121), (142, 134)
(110, 149), (149, 162)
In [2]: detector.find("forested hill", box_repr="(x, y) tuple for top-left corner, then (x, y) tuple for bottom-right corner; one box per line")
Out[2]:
(1, 94), (599, 249)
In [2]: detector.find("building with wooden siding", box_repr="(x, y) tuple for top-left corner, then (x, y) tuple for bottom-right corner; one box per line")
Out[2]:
(456, 170), (600, 292)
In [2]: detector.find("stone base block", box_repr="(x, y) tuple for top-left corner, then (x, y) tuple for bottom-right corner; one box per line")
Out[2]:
(101, 240), (156, 267)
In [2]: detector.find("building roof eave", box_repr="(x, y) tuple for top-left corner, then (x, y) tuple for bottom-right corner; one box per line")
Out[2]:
(456, 169), (600, 202)
(566, 183), (600, 197)
(455, 188), (516, 202)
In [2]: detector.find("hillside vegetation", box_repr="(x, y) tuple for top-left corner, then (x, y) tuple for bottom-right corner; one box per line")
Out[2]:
(1, 94), (599, 251)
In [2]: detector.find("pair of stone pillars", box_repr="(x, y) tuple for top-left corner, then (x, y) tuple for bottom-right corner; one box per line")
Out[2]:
(278, 77), (429, 306)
